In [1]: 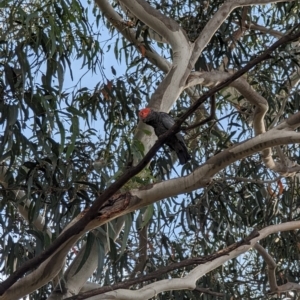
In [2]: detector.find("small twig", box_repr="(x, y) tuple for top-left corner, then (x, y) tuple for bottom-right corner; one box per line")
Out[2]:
(194, 286), (224, 297)
(182, 94), (216, 131)
(233, 20), (284, 39)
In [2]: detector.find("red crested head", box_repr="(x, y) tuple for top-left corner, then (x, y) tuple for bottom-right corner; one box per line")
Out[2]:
(139, 108), (152, 120)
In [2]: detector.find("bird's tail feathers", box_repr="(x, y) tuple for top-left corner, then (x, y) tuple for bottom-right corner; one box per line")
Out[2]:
(176, 148), (191, 165)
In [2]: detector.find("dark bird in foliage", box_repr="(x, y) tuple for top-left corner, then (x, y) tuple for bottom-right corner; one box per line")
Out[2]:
(139, 108), (191, 165)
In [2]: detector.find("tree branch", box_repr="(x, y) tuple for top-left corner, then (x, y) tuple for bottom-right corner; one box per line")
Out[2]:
(48, 217), (125, 299)
(129, 218), (148, 280)
(66, 222), (300, 300)
(118, 0), (189, 48)
(1, 25), (299, 297)
(186, 68), (300, 176)
(190, 0), (294, 67)
(254, 243), (300, 295)
(65, 229), (259, 299)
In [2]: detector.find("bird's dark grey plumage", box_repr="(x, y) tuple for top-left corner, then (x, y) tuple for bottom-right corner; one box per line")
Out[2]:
(139, 108), (191, 165)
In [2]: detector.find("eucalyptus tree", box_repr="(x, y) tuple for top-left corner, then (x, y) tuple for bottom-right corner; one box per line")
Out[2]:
(0, 0), (300, 299)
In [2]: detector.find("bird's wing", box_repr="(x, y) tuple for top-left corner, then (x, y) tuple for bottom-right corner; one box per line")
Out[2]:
(159, 112), (185, 143)
(159, 112), (175, 129)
